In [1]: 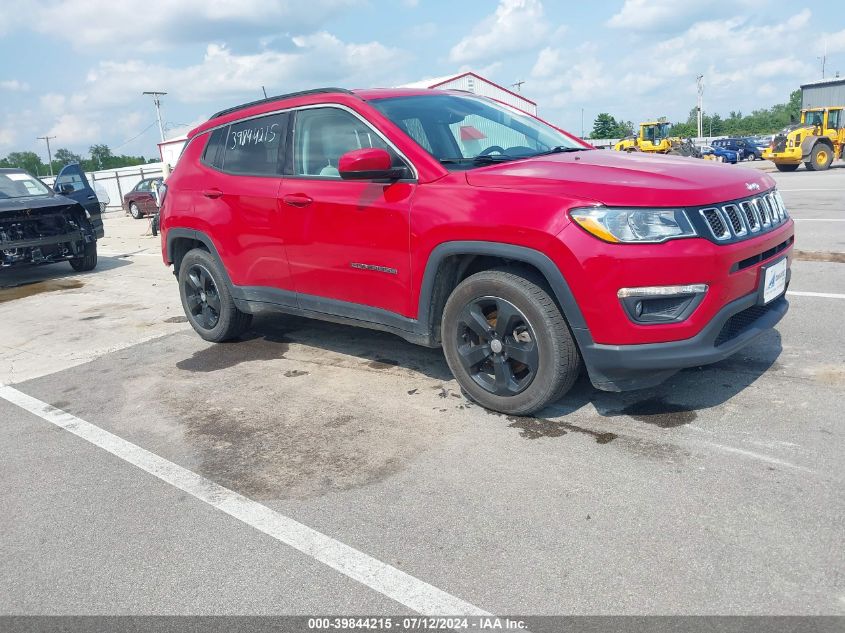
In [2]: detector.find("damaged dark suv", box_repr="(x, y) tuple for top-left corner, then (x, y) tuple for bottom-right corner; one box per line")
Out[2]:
(0, 164), (103, 271)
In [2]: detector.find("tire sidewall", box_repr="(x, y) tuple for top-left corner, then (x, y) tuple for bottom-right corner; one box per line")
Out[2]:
(178, 249), (239, 342)
(129, 203), (141, 219)
(442, 275), (562, 414)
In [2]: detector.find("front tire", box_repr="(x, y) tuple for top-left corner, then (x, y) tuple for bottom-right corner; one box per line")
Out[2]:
(129, 202), (142, 219)
(441, 269), (581, 415)
(178, 248), (252, 342)
(69, 241), (97, 272)
(806, 144), (833, 171)
(775, 163), (799, 172)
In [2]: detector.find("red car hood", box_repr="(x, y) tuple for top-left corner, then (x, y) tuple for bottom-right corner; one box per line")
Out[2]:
(465, 150), (776, 207)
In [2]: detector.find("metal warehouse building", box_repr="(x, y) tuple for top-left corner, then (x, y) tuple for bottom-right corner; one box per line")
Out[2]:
(399, 71), (538, 115)
(801, 77), (845, 108)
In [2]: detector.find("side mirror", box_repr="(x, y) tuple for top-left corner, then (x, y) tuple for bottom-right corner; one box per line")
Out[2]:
(338, 148), (404, 181)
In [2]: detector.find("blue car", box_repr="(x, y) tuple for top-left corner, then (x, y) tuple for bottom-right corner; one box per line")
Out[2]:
(712, 138), (763, 161)
(700, 144), (739, 164)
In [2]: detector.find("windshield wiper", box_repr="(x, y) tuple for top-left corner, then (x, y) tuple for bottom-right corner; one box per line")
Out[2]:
(439, 155), (520, 166)
(529, 146), (590, 158)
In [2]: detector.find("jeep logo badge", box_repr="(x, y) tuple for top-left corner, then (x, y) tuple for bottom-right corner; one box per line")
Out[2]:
(746, 182), (761, 191)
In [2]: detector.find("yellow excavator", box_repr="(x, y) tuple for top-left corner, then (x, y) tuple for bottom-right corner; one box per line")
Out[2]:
(763, 106), (845, 172)
(613, 121), (698, 156)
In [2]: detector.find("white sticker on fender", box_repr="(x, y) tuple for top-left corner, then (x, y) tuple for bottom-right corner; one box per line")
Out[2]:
(763, 259), (788, 304)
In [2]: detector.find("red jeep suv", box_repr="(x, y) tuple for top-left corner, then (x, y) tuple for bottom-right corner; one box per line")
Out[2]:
(159, 87), (793, 414)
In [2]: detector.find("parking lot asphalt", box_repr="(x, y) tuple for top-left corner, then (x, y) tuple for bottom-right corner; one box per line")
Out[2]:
(1, 163), (844, 616)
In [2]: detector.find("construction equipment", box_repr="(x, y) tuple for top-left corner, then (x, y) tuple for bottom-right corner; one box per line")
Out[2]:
(613, 121), (699, 156)
(762, 107), (845, 172)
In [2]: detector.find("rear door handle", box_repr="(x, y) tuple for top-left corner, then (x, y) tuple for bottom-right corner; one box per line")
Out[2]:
(87, 194), (97, 200)
(283, 193), (313, 208)
(202, 188), (223, 199)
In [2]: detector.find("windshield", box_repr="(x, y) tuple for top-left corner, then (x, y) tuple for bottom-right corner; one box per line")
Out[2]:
(0, 171), (51, 199)
(371, 94), (587, 168)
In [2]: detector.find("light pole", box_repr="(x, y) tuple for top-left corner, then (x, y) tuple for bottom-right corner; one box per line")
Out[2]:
(37, 135), (56, 177)
(696, 75), (704, 140)
(142, 91), (168, 142)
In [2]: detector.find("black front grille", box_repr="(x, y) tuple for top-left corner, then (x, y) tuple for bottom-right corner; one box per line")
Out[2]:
(734, 236), (794, 271)
(714, 301), (782, 346)
(702, 208), (728, 238)
(724, 205), (744, 234)
(740, 202), (758, 230)
(773, 135), (787, 153)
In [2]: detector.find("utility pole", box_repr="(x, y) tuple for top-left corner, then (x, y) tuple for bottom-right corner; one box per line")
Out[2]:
(142, 91), (167, 142)
(818, 39), (827, 78)
(696, 75), (704, 140)
(37, 135), (56, 177)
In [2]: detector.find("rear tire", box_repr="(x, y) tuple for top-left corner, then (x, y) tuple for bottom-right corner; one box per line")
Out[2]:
(806, 144), (833, 171)
(441, 269), (581, 415)
(178, 248), (252, 342)
(69, 241), (97, 272)
(129, 202), (142, 219)
(775, 163), (799, 172)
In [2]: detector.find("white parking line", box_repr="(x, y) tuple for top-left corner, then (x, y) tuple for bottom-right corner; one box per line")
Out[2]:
(791, 219), (845, 222)
(696, 441), (813, 473)
(787, 291), (845, 299)
(0, 385), (489, 617)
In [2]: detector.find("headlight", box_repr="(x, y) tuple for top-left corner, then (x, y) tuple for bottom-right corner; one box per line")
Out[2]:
(569, 207), (697, 243)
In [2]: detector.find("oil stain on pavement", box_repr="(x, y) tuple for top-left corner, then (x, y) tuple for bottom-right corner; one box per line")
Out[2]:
(612, 397), (697, 427)
(0, 278), (84, 303)
(506, 414), (618, 443)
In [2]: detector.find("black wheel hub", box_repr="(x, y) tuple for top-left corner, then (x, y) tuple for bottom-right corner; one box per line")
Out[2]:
(455, 296), (539, 396)
(183, 264), (221, 330)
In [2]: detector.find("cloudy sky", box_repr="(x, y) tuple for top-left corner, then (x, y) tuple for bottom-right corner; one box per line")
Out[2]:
(0, 0), (842, 160)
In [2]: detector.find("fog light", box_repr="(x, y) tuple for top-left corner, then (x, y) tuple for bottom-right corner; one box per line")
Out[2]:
(618, 284), (708, 324)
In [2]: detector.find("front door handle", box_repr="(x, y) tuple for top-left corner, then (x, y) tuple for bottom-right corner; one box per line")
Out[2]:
(283, 193), (314, 208)
(202, 188), (223, 199)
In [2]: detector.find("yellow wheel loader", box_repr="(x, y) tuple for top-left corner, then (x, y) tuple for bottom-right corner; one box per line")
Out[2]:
(613, 121), (699, 157)
(763, 107), (845, 172)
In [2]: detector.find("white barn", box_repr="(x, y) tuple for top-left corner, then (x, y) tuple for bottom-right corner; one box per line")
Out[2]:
(399, 71), (538, 115)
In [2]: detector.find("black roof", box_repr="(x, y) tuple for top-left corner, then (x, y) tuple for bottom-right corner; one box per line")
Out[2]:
(210, 87), (354, 120)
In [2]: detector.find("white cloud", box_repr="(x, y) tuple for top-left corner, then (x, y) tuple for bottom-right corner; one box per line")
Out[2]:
(0, 79), (29, 91)
(47, 113), (102, 145)
(17, 0), (357, 50)
(449, 0), (549, 64)
(25, 30), (405, 156)
(78, 33), (405, 110)
(0, 125), (15, 147)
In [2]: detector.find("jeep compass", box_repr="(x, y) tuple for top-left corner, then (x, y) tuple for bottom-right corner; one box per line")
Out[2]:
(159, 88), (793, 414)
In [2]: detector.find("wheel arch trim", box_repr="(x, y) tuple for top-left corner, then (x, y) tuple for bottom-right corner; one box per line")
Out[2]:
(417, 241), (591, 335)
(165, 228), (235, 284)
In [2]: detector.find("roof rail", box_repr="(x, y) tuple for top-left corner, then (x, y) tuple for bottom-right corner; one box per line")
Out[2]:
(210, 87), (354, 120)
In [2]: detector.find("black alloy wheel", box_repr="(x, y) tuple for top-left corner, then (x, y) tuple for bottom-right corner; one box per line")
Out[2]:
(455, 296), (539, 396)
(183, 264), (221, 330)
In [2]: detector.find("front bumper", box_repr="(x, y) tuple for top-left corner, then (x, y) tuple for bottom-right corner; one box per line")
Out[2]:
(763, 147), (804, 164)
(580, 287), (789, 391)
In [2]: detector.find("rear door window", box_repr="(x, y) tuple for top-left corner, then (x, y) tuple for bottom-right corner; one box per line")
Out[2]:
(221, 112), (287, 176)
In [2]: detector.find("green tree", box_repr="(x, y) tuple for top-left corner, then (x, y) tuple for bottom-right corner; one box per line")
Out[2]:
(590, 113), (618, 139)
(53, 148), (83, 165)
(3, 151), (46, 176)
(88, 144), (113, 170)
